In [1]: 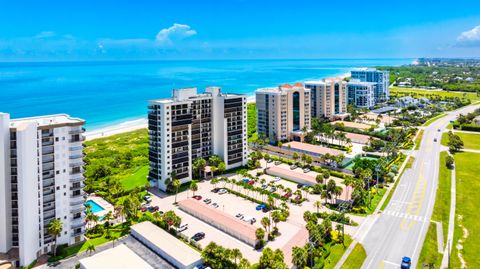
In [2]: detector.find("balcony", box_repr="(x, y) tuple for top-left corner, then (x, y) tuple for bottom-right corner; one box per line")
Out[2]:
(68, 128), (85, 135)
(70, 219), (85, 229)
(70, 183), (84, 190)
(69, 174), (84, 183)
(69, 154), (83, 160)
(70, 195), (85, 206)
(71, 228), (85, 237)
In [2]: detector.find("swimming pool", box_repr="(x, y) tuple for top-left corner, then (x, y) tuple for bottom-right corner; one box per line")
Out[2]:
(85, 200), (105, 214)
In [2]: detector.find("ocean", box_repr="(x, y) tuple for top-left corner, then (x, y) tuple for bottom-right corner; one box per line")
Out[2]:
(0, 59), (411, 130)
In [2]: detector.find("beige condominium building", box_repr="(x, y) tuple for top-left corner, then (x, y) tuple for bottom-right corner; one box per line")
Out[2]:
(256, 83), (311, 143)
(305, 78), (348, 120)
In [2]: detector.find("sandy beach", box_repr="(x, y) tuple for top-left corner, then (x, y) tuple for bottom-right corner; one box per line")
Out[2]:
(84, 118), (147, 141)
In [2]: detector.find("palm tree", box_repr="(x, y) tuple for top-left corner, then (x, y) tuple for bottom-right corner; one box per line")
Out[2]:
(86, 243), (96, 256)
(238, 258), (251, 269)
(189, 180), (198, 197)
(103, 211), (113, 230)
(292, 152), (299, 164)
(114, 203), (124, 223)
(316, 174), (324, 185)
(256, 228), (265, 241)
(193, 157), (207, 179)
(314, 200), (322, 213)
(111, 233), (119, 247)
(292, 246), (308, 269)
(231, 248), (242, 265)
(342, 175), (355, 201)
(261, 217), (271, 235)
(47, 219), (63, 257)
(271, 210), (281, 229)
(172, 178), (181, 204)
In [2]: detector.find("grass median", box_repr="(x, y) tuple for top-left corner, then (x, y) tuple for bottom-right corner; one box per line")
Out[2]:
(342, 243), (367, 269)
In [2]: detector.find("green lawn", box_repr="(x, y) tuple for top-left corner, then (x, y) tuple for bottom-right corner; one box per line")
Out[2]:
(342, 243), (367, 269)
(414, 130), (424, 150)
(122, 165), (149, 190)
(453, 132), (480, 150)
(451, 152), (480, 268)
(390, 87), (480, 101)
(441, 132), (449, 147)
(417, 151), (451, 267)
(323, 236), (353, 269)
(424, 114), (447, 126)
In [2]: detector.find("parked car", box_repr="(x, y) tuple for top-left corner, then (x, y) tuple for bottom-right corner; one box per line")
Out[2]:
(217, 189), (228, 195)
(203, 198), (212, 204)
(400, 257), (411, 269)
(242, 178), (250, 183)
(269, 187), (277, 193)
(177, 224), (188, 232)
(140, 206), (148, 212)
(434, 138), (437, 142)
(262, 207), (271, 213)
(211, 188), (220, 193)
(272, 177), (281, 182)
(283, 192), (292, 198)
(247, 180), (255, 185)
(211, 203), (219, 208)
(191, 232), (205, 241)
(192, 195), (202, 200)
(235, 213), (244, 219)
(148, 206), (159, 212)
(267, 159), (273, 163)
(437, 128), (441, 132)
(303, 168), (310, 173)
(256, 204), (267, 211)
(294, 195), (302, 201)
(261, 184), (268, 189)
(143, 195), (152, 203)
(290, 165), (297, 170)
(297, 183), (304, 189)
(274, 161), (281, 165)
(243, 216), (256, 224)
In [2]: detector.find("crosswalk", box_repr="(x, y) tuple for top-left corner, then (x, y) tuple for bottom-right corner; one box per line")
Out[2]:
(382, 210), (425, 222)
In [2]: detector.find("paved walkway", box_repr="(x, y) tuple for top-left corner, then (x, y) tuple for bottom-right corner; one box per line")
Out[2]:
(461, 148), (480, 153)
(334, 240), (358, 269)
(440, 159), (456, 268)
(434, 221), (444, 254)
(452, 129), (480, 135)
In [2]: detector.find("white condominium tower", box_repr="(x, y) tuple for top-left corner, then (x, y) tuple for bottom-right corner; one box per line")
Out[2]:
(148, 87), (248, 191)
(347, 79), (377, 108)
(256, 83), (311, 143)
(0, 113), (86, 267)
(305, 78), (348, 119)
(350, 68), (390, 102)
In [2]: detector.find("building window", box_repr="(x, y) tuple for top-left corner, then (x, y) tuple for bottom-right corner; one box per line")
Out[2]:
(292, 91), (300, 131)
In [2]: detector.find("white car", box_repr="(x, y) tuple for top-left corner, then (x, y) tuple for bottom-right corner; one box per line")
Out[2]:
(177, 224), (188, 232)
(271, 177), (281, 182)
(217, 189), (228, 195)
(243, 216), (256, 224)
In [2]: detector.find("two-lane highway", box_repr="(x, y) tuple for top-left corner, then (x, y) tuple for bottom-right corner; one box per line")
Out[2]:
(359, 104), (479, 269)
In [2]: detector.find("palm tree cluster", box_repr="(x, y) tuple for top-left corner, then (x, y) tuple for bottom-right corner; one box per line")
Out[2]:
(305, 118), (353, 148)
(258, 247), (289, 269)
(201, 242), (250, 269)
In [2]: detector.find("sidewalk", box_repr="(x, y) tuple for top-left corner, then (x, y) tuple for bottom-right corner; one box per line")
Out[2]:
(440, 158), (456, 268)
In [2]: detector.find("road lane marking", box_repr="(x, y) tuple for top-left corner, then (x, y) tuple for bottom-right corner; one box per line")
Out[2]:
(400, 162), (427, 231)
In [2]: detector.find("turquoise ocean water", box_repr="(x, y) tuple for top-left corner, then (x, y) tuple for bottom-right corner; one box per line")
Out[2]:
(0, 59), (411, 130)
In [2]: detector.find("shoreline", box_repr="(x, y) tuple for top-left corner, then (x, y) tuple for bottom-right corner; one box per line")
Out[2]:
(84, 71), (351, 140)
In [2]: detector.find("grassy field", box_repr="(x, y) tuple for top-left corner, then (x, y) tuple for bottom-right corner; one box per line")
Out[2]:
(414, 130), (424, 150)
(323, 236), (353, 269)
(424, 114), (447, 126)
(342, 243), (367, 269)
(84, 128), (149, 195)
(390, 87), (480, 101)
(451, 152), (480, 268)
(417, 151), (451, 267)
(453, 132), (480, 150)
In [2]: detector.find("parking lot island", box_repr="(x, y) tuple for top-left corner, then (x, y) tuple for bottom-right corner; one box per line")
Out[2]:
(130, 221), (203, 269)
(178, 198), (261, 247)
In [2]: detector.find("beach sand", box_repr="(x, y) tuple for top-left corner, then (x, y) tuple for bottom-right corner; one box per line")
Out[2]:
(84, 118), (147, 141)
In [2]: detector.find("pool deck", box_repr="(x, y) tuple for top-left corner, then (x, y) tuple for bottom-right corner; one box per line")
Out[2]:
(87, 195), (114, 219)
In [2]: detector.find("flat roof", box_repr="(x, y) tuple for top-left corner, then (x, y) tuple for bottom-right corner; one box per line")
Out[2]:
(332, 121), (372, 130)
(370, 106), (397, 114)
(8, 114), (85, 128)
(79, 244), (153, 269)
(267, 165), (317, 185)
(338, 131), (377, 144)
(283, 141), (343, 156)
(130, 221), (201, 266)
(178, 198), (258, 244)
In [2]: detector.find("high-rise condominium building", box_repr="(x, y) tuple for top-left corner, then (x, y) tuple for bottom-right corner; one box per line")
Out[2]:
(305, 78), (348, 119)
(256, 83), (311, 143)
(351, 68), (390, 102)
(148, 87), (248, 191)
(0, 113), (86, 267)
(347, 79), (377, 108)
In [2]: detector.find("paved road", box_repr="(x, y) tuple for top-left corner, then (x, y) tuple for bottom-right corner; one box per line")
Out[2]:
(358, 104), (479, 269)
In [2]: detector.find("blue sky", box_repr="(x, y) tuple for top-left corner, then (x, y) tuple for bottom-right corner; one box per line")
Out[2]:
(1, 0), (480, 61)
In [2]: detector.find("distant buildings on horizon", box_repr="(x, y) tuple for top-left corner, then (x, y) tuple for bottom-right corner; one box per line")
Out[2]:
(255, 68), (389, 143)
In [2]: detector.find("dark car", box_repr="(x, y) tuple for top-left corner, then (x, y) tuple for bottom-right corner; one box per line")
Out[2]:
(192, 195), (202, 200)
(400, 256), (411, 269)
(297, 183), (304, 189)
(211, 188), (220, 193)
(192, 232), (205, 241)
(283, 192), (292, 198)
(148, 206), (159, 212)
(140, 206), (148, 212)
(203, 198), (212, 204)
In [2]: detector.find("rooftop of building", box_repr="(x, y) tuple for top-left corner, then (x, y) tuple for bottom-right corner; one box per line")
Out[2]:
(331, 120), (372, 130)
(79, 244), (153, 269)
(304, 77), (345, 85)
(282, 141), (343, 156)
(351, 67), (379, 72)
(130, 221), (202, 266)
(256, 83), (306, 94)
(149, 87), (246, 104)
(347, 79), (377, 86)
(370, 106), (398, 114)
(6, 113), (85, 128)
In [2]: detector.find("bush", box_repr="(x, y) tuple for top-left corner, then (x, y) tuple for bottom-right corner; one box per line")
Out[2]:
(446, 155), (454, 169)
(460, 124), (480, 132)
(255, 240), (266, 250)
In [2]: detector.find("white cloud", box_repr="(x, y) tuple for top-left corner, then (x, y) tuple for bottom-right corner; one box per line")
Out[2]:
(457, 25), (480, 45)
(155, 23), (197, 46)
(34, 31), (56, 39)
